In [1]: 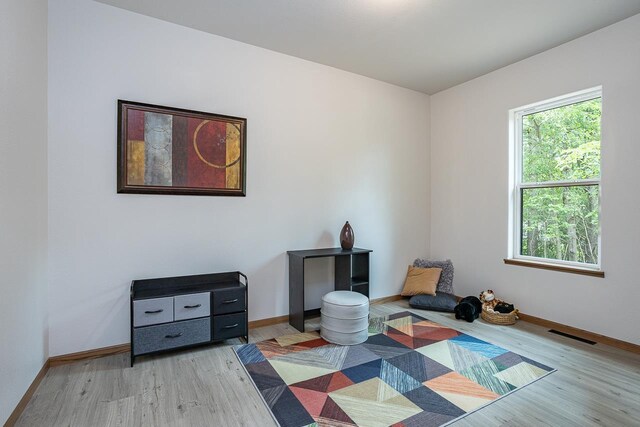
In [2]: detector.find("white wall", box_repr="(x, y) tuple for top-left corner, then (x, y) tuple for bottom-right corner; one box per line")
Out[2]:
(48, 0), (430, 356)
(0, 0), (48, 423)
(430, 14), (640, 345)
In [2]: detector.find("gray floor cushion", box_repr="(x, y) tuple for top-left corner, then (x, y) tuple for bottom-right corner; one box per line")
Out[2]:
(408, 292), (457, 313)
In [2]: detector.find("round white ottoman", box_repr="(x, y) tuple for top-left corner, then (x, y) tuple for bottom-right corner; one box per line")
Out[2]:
(320, 291), (370, 345)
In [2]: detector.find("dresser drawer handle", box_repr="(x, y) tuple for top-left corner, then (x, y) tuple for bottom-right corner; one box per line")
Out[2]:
(223, 299), (239, 304)
(165, 333), (183, 339)
(145, 309), (163, 314)
(223, 323), (239, 329)
(184, 304), (202, 309)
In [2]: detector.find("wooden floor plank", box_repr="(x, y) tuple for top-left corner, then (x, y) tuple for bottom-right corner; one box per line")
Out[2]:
(15, 300), (640, 426)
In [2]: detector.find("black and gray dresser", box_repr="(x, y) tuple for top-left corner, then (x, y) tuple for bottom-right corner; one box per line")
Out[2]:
(130, 271), (248, 366)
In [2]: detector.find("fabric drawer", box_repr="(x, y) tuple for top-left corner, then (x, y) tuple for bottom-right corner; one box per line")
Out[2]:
(133, 297), (174, 327)
(212, 312), (247, 341)
(133, 317), (211, 356)
(174, 292), (210, 321)
(212, 288), (246, 315)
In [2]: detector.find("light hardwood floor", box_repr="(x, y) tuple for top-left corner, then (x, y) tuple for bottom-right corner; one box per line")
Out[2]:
(15, 300), (640, 426)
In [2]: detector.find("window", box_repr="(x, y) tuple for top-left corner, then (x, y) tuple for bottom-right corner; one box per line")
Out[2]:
(510, 87), (602, 271)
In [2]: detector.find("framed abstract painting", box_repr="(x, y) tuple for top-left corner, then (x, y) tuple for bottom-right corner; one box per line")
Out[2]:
(117, 100), (247, 196)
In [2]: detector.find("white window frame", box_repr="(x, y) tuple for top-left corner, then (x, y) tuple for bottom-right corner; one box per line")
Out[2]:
(509, 86), (602, 270)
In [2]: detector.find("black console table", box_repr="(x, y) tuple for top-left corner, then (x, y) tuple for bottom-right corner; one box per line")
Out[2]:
(287, 247), (372, 332)
(130, 271), (248, 366)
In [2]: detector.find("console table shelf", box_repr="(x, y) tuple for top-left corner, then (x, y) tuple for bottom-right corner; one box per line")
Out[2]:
(287, 247), (372, 332)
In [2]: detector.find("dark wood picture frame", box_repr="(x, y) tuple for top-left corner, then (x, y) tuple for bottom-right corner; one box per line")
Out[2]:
(117, 100), (247, 196)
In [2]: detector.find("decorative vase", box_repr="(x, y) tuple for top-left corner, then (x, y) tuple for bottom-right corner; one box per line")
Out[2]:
(340, 221), (355, 250)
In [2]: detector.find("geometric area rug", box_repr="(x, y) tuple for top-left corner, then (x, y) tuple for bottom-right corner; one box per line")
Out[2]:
(234, 311), (555, 427)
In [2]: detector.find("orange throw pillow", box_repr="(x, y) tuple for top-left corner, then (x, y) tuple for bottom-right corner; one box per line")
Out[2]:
(400, 266), (441, 296)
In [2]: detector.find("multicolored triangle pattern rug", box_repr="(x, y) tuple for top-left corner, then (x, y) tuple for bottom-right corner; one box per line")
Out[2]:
(234, 311), (555, 427)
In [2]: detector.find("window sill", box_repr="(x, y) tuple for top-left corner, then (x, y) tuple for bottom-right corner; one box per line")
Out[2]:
(503, 258), (604, 278)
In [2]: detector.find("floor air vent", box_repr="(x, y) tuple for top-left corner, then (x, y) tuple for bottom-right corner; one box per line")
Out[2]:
(548, 329), (596, 345)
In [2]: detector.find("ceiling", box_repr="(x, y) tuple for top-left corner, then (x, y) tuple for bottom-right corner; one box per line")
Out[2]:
(96, 0), (640, 94)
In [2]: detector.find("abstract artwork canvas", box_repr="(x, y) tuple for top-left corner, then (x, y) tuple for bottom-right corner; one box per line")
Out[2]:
(117, 100), (246, 196)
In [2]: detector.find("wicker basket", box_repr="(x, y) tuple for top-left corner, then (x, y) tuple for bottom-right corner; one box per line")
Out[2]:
(481, 307), (519, 325)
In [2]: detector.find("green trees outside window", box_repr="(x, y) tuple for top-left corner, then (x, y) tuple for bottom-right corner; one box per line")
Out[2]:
(517, 95), (601, 266)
